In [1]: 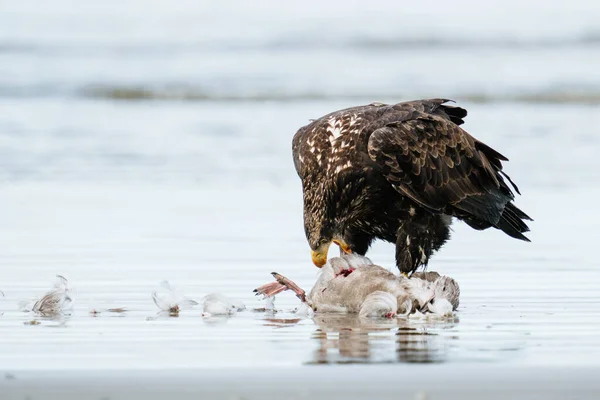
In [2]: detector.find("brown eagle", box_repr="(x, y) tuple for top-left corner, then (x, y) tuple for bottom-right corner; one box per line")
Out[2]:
(292, 99), (532, 275)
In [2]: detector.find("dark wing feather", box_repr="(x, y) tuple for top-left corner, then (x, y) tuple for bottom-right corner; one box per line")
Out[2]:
(367, 113), (530, 235)
(393, 98), (468, 126)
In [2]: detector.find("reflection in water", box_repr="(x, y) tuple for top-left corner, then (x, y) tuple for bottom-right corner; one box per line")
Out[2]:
(21, 314), (70, 328)
(263, 317), (303, 328)
(306, 314), (460, 364)
(396, 325), (454, 364)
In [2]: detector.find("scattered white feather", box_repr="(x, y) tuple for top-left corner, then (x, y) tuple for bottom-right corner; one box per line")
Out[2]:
(202, 293), (245, 317)
(264, 296), (276, 311)
(22, 275), (74, 317)
(151, 281), (198, 313)
(294, 302), (314, 317)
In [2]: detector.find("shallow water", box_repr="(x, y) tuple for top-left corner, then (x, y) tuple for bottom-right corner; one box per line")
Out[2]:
(0, 148), (598, 370)
(0, 1), (600, 397)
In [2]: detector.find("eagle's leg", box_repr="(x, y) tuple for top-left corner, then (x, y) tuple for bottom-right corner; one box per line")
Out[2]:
(395, 215), (452, 276)
(395, 225), (431, 276)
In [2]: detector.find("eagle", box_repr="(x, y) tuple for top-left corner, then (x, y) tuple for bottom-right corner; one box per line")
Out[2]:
(292, 98), (532, 275)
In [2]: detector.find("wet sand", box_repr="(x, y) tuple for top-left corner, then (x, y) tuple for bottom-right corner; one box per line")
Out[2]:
(2, 365), (600, 400)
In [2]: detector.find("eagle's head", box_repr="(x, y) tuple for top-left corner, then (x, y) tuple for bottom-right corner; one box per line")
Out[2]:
(308, 238), (353, 269)
(303, 189), (353, 268)
(307, 232), (353, 268)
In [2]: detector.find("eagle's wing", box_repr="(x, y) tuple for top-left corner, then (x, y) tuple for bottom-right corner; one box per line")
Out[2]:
(292, 98), (465, 181)
(367, 113), (530, 238)
(291, 126), (308, 179)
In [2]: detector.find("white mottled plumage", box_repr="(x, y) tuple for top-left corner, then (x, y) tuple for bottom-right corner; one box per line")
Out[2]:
(327, 117), (344, 143)
(334, 161), (353, 174)
(302, 111), (365, 174)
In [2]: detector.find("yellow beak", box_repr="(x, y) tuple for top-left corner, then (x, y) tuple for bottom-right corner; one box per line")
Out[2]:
(311, 242), (330, 268)
(310, 239), (352, 268)
(333, 239), (352, 254)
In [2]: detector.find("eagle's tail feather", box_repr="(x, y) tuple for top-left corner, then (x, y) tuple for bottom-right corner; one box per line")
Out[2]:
(494, 202), (532, 242)
(460, 201), (532, 242)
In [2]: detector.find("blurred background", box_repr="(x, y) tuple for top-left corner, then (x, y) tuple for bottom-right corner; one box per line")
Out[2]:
(0, 0), (599, 373)
(1, 0), (598, 185)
